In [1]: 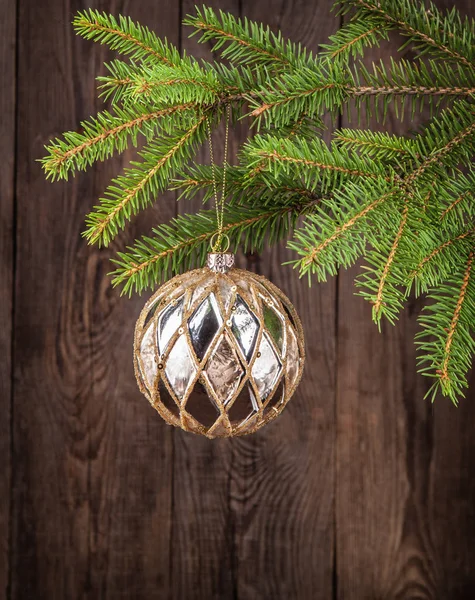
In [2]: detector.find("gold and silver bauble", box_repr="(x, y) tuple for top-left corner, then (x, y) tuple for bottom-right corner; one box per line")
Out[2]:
(134, 252), (305, 438)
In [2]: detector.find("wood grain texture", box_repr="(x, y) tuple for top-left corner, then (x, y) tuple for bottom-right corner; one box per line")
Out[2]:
(82, 1), (180, 597)
(230, 1), (337, 598)
(81, 0), (180, 600)
(429, 369), (475, 599)
(170, 2), (241, 597)
(336, 1), (475, 598)
(12, 0), (178, 598)
(0, 0), (16, 597)
(12, 1), (96, 594)
(426, 7), (475, 594)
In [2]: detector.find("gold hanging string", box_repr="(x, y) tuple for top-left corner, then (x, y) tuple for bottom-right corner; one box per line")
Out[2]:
(206, 104), (231, 253)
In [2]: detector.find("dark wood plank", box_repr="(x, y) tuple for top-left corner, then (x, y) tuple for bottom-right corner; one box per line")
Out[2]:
(170, 2), (241, 598)
(0, 0), (16, 597)
(429, 372), (475, 599)
(426, 6), (475, 593)
(12, 1), (178, 598)
(175, 2), (337, 597)
(336, 279), (432, 598)
(230, 2), (338, 598)
(336, 1), (475, 597)
(13, 2), (96, 595)
(86, 3), (180, 596)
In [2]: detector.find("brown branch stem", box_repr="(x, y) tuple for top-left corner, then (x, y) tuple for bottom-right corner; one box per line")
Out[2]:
(372, 200), (409, 316)
(412, 229), (474, 277)
(439, 251), (474, 382)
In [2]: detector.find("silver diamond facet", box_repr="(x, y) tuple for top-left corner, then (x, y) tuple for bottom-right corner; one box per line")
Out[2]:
(231, 295), (259, 361)
(164, 334), (197, 400)
(157, 296), (184, 355)
(188, 293), (223, 360)
(204, 334), (244, 405)
(252, 333), (282, 401)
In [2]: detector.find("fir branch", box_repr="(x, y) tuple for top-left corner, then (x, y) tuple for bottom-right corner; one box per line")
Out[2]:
(112, 197), (317, 294)
(184, 6), (311, 68)
(295, 104), (475, 317)
(288, 177), (398, 284)
(334, 128), (418, 159)
(252, 81), (475, 119)
(438, 252), (474, 386)
(243, 134), (392, 194)
(321, 18), (387, 60)
(73, 10), (180, 65)
(258, 150), (379, 178)
(408, 112), (475, 183)
(409, 214), (475, 296)
(363, 200), (410, 325)
(42, 102), (195, 180)
(85, 116), (208, 246)
(417, 251), (475, 403)
(97, 58), (228, 105)
(440, 192), (471, 221)
(351, 85), (475, 96)
(248, 62), (351, 123)
(296, 185), (393, 273)
(97, 59), (144, 103)
(250, 59), (475, 126)
(431, 169), (475, 228)
(374, 202), (409, 316)
(255, 148), (382, 179)
(100, 60), (228, 107)
(412, 229), (474, 281)
(341, 0), (475, 67)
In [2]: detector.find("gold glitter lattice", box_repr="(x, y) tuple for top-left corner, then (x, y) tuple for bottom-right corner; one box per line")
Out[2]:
(134, 255), (305, 438)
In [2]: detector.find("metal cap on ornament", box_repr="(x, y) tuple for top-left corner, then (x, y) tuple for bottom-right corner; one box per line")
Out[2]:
(206, 252), (235, 273)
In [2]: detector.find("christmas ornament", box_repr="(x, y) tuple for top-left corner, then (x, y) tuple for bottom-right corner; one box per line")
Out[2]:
(134, 253), (305, 437)
(133, 107), (305, 437)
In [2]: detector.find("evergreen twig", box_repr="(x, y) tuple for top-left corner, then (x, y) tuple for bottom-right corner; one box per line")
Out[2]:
(42, 1), (475, 403)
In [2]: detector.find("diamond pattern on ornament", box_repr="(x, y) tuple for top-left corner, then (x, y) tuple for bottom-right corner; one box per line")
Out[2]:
(157, 295), (185, 355)
(164, 334), (197, 400)
(230, 295), (259, 361)
(252, 333), (282, 401)
(188, 293), (223, 360)
(204, 333), (244, 405)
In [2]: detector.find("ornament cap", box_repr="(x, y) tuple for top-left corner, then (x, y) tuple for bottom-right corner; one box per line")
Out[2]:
(207, 252), (235, 273)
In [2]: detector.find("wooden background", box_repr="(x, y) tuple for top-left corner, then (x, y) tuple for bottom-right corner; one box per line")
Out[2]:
(1, 0), (475, 598)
